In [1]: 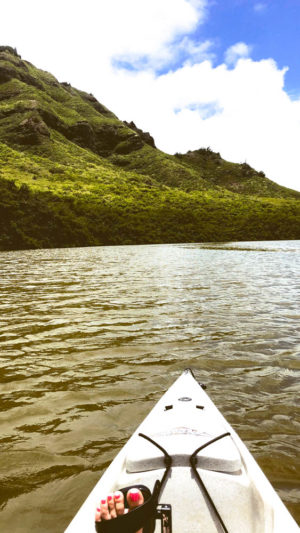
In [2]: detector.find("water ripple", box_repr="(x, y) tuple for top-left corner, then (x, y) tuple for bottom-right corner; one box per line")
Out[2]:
(0, 241), (299, 530)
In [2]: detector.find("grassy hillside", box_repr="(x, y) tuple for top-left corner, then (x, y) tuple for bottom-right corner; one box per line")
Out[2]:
(0, 45), (300, 250)
(175, 148), (300, 198)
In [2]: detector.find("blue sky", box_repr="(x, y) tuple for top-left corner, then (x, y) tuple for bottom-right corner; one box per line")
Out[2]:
(200, 0), (300, 97)
(1, 0), (300, 191)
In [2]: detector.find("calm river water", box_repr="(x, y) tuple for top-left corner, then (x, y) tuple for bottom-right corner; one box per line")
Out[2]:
(0, 241), (299, 531)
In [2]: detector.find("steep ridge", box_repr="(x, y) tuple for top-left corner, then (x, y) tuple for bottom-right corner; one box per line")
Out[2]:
(0, 46), (210, 191)
(0, 46), (299, 250)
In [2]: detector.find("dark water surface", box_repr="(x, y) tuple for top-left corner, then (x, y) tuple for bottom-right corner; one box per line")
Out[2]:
(0, 241), (299, 531)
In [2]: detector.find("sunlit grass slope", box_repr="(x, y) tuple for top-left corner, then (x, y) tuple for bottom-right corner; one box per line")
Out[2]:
(0, 46), (299, 250)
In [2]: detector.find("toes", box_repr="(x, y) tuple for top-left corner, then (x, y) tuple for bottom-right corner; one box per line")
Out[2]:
(127, 488), (144, 510)
(95, 506), (101, 522)
(96, 489), (144, 524)
(107, 493), (117, 519)
(100, 498), (110, 520)
(114, 490), (126, 516)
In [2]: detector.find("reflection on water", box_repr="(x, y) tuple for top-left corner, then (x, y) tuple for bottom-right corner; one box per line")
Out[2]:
(0, 241), (299, 531)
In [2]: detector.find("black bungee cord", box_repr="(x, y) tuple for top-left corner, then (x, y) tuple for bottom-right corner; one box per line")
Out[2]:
(140, 430), (231, 533)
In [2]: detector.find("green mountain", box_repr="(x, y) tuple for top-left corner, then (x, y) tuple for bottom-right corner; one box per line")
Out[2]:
(0, 45), (299, 250)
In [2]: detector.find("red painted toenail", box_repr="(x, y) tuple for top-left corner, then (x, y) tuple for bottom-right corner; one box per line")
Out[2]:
(101, 499), (106, 504)
(96, 508), (101, 512)
(130, 491), (139, 502)
(108, 496), (112, 501)
(114, 494), (121, 500)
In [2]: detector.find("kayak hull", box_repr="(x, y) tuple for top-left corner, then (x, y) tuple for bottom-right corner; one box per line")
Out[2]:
(65, 369), (299, 532)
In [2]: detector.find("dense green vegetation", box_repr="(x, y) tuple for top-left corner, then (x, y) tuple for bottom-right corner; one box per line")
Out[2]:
(0, 45), (299, 250)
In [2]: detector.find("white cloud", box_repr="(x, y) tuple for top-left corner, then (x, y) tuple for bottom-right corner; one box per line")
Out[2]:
(225, 42), (252, 65)
(101, 58), (300, 192)
(0, 0), (300, 191)
(178, 38), (215, 64)
(0, 0), (207, 75)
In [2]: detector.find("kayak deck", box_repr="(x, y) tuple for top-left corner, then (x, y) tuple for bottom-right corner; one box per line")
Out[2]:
(65, 369), (299, 532)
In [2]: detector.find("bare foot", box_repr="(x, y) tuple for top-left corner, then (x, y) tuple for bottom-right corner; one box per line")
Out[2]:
(95, 488), (144, 533)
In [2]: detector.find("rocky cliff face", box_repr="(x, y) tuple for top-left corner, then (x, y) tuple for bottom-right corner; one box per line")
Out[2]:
(123, 121), (156, 148)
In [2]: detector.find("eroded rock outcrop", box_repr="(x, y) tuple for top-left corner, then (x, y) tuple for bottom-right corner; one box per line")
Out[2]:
(16, 115), (50, 144)
(123, 120), (156, 148)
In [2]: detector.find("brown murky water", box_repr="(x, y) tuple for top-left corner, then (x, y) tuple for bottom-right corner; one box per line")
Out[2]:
(0, 241), (299, 532)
